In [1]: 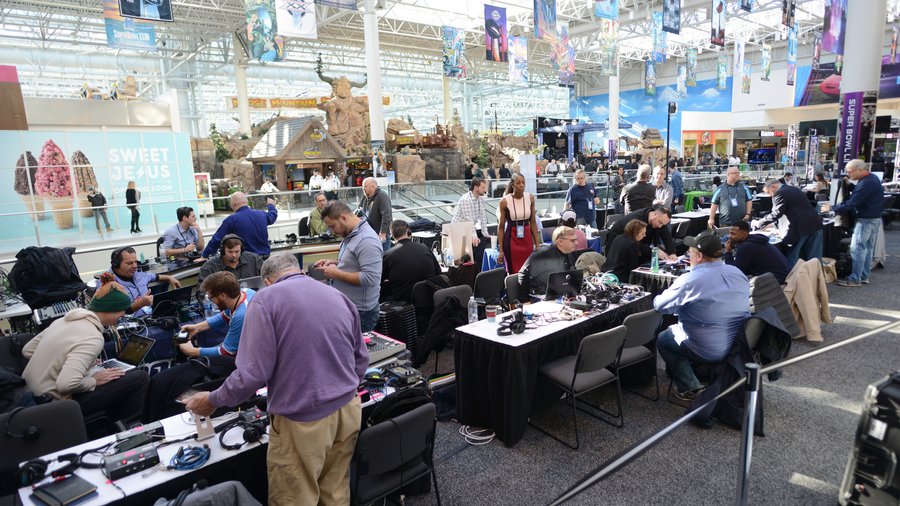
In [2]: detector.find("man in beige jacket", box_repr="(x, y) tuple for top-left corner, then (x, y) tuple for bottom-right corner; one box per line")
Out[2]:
(22, 276), (149, 424)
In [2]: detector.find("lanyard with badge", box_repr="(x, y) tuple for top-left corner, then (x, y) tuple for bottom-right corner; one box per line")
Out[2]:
(513, 196), (525, 239)
(728, 185), (740, 208)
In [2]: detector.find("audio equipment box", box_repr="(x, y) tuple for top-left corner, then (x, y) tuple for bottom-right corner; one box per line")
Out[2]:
(102, 444), (160, 480)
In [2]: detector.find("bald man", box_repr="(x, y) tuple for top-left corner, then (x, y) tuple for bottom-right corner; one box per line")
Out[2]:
(357, 177), (393, 251)
(202, 192), (278, 257)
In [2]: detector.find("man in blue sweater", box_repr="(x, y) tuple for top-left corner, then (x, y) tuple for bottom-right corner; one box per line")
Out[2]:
(822, 159), (885, 286)
(202, 192), (277, 257)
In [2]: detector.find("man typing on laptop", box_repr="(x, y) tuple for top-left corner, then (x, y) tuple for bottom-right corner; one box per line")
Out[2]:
(517, 226), (579, 302)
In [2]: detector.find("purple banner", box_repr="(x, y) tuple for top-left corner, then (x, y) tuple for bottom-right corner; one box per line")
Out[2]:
(837, 91), (863, 174)
(710, 0), (725, 46)
(822, 0), (846, 55)
(485, 4), (508, 62)
(608, 139), (616, 162)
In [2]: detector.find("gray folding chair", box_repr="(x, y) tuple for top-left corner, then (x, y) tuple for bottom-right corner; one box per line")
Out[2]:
(620, 309), (664, 401)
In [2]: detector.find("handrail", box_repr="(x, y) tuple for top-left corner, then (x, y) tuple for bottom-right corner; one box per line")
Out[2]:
(549, 318), (900, 505)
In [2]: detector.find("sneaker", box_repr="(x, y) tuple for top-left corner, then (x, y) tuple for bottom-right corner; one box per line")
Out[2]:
(861, 279), (870, 285)
(674, 386), (705, 402)
(106, 226), (113, 232)
(836, 278), (861, 287)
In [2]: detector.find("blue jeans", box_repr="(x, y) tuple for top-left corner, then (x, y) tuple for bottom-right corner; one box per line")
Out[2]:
(784, 229), (824, 266)
(358, 306), (380, 333)
(656, 327), (715, 393)
(382, 237), (391, 252)
(849, 218), (881, 282)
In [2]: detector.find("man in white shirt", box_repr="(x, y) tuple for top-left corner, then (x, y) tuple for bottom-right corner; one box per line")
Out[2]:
(452, 176), (490, 269)
(309, 171), (324, 190)
(545, 159), (559, 175)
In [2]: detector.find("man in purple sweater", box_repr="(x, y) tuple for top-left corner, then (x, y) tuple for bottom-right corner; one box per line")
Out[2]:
(186, 254), (368, 505)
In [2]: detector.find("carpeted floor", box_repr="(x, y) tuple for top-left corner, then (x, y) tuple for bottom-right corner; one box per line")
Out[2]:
(406, 228), (900, 506)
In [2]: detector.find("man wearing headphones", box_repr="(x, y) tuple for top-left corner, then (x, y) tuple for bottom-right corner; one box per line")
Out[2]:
(197, 234), (264, 286)
(110, 247), (181, 317)
(161, 206), (205, 258)
(202, 192), (277, 258)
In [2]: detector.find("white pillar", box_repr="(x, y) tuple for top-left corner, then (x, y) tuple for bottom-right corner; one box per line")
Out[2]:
(841, 0), (886, 94)
(233, 34), (251, 136)
(364, 0), (385, 143)
(608, 70), (619, 158)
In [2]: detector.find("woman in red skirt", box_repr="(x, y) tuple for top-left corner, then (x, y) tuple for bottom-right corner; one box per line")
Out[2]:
(497, 174), (541, 274)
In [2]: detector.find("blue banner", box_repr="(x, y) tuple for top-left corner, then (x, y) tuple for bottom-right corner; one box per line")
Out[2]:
(594, 0), (618, 20)
(652, 12), (667, 62)
(104, 0), (156, 51)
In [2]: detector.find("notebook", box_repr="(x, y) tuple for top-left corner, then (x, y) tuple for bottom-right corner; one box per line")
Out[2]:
(101, 335), (155, 371)
(31, 474), (97, 506)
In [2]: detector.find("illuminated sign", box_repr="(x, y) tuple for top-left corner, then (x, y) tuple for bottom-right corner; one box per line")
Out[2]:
(759, 130), (785, 137)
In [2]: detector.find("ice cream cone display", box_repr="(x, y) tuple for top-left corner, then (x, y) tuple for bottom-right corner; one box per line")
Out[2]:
(35, 139), (75, 229)
(71, 150), (98, 218)
(14, 151), (45, 221)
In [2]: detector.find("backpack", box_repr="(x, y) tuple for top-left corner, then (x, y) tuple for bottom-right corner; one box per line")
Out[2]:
(365, 386), (432, 428)
(416, 295), (467, 366)
(9, 247), (86, 308)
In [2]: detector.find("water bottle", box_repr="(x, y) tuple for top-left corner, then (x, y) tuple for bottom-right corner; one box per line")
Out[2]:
(651, 246), (660, 273)
(203, 294), (214, 318)
(467, 296), (479, 323)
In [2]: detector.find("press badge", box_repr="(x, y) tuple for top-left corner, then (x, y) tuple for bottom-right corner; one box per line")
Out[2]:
(516, 224), (525, 238)
(730, 197), (739, 207)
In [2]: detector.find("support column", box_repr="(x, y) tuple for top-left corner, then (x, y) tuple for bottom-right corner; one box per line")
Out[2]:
(364, 0), (385, 145)
(233, 34), (251, 137)
(442, 77), (452, 125)
(837, 0), (886, 174)
(608, 70), (620, 162)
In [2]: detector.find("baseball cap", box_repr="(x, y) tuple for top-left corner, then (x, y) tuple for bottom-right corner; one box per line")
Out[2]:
(688, 231), (723, 258)
(560, 210), (577, 222)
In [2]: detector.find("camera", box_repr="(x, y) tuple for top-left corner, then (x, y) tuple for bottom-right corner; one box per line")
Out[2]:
(174, 330), (190, 344)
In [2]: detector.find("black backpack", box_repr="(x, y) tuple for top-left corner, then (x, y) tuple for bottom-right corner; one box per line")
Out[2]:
(416, 295), (467, 366)
(365, 386), (432, 428)
(9, 247), (86, 308)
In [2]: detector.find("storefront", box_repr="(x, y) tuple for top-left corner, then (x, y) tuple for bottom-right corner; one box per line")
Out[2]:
(682, 130), (731, 163)
(733, 129), (788, 165)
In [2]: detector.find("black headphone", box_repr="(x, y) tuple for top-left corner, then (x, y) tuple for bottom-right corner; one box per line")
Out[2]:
(219, 234), (244, 257)
(4, 407), (40, 441)
(110, 246), (135, 270)
(218, 418), (267, 451)
(14, 451), (102, 487)
(497, 310), (527, 336)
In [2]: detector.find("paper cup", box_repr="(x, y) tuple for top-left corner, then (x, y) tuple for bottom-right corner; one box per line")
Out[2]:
(46, 196), (75, 229)
(486, 305), (499, 322)
(20, 194), (46, 221)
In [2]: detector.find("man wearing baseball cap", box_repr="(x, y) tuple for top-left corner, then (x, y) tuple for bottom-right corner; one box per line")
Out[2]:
(653, 230), (751, 400)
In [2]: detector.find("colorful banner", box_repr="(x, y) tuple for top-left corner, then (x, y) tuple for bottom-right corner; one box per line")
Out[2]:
(734, 39), (744, 74)
(787, 123), (798, 166)
(677, 64), (687, 98)
(118, 0), (173, 22)
(103, 0), (156, 50)
(687, 48), (697, 86)
(711, 0), (725, 47)
(246, 0), (286, 61)
(837, 91), (863, 174)
(442, 26), (468, 79)
(508, 36), (529, 83)
(313, 0), (356, 8)
(275, 0), (316, 39)
(227, 95), (391, 109)
(599, 19), (618, 77)
(645, 60), (656, 96)
(808, 132), (820, 176)
(534, 0), (557, 43)
(716, 54), (728, 91)
(795, 55), (900, 107)
(822, 0), (846, 55)
(651, 12), (667, 62)
(742, 59), (752, 94)
(811, 31), (822, 73)
(892, 25), (898, 64)
(786, 23), (798, 86)
(663, 0), (680, 34)
(761, 44), (772, 81)
(551, 23), (575, 87)
(740, 0), (752, 12)
(608, 139), (616, 162)
(782, 0), (795, 27)
(594, 0), (618, 20)
(484, 5), (508, 62)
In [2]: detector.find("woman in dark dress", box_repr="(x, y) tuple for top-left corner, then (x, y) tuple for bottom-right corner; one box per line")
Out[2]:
(604, 219), (654, 283)
(497, 174), (541, 274)
(126, 180), (141, 233)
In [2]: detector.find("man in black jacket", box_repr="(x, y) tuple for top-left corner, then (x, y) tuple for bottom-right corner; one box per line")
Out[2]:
(753, 179), (823, 265)
(620, 164), (655, 213)
(724, 221), (791, 284)
(606, 205), (677, 260)
(381, 220), (441, 303)
(517, 226), (578, 301)
(87, 186), (112, 232)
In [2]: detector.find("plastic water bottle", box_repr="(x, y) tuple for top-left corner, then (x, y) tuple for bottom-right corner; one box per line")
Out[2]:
(651, 246), (660, 273)
(468, 296), (479, 323)
(203, 294), (214, 318)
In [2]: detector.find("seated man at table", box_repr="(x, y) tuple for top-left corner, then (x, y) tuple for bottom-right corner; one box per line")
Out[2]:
(161, 206), (205, 258)
(605, 205), (677, 260)
(308, 192), (330, 237)
(382, 220), (441, 303)
(144, 271), (255, 421)
(753, 179), (823, 265)
(517, 226), (578, 302)
(197, 234), (264, 286)
(110, 246), (181, 317)
(654, 231), (750, 401)
(724, 221), (792, 284)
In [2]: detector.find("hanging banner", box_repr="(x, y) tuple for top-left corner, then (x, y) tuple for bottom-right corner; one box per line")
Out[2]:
(811, 31), (822, 73)
(599, 19), (618, 77)
(686, 48), (698, 86)
(711, 0), (725, 47)
(275, 0), (317, 39)
(608, 139), (616, 162)
(760, 44), (772, 81)
(663, 0), (680, 35)
(508, 36), (529, 83)
(787, 123), (798, 166)
(782, 0), (795, 27)
(246, 0), (286, 62)
(103, 0), (156, 51)
(677, 63), (687, 98)
(651, 12), (667, 62)
(837, 91), (863, 174)
(534, 0), (557, 43)
(442, 26), (467, 79)
(742, 59), (752, 94)
(645, 60), (656, 96)
(892, 25), (898, 64)
(809, 132), (820, 177)
(484, 5), (508, 63)
(594, 0), (618, 20)
(118, 0), (174, 22)
(786, 23), (797, 86)
(740, 0), (752, 12)
(552, 23), (575, 87)
(734, 39), (744, 74)
(822, 0), (846, 55)
(313, 0), (356, 8)
(716, 54), (728, 91)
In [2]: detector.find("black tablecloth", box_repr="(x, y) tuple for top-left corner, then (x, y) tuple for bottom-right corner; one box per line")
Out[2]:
(629, 269), (679, 295)
(453, 295), (652, 447)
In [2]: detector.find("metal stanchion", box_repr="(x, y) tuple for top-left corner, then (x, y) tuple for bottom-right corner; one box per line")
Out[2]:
(735, 362), (761, 506)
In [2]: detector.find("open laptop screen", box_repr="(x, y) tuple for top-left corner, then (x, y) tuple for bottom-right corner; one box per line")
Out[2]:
(545, 270), (584, 300)
(116, 336), (155, 366)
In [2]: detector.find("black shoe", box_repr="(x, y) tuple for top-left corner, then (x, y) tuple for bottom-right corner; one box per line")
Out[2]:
(675, 386), (705, 402)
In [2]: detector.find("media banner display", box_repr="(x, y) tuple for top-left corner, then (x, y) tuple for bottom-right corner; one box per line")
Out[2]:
(892, 25), (898, 64)
(811, 31), (822, 73)
(593, 0), (618, 20)
(663, 0), (680, 34)
(787, 123), (798, 166)
(442, 26), (468, 79)
(711, 0), (725, 47)
(552, 23), (575, 87)
(808, 133), (820, 177)
(761, 44), (772, 81)
(599, 19), (618, 76)
(795, 55), (900, 107)
(275, 0), (317, 39)
(742, 59), (752, 94)
(740, 0), (752, 12)
(508, 36), (529, 83)
(786, 23), (798, 86)
(677, 64), (687, 98)
(104, 0), (156, 50)
(608, 139), (616, 162)
(687, 48), (698, 86)
(782, 0), (795, 27)
(484, 5), (508, 62)
(716, 54), (728, 91)
(734, 39), (744, 74)
(534, 0), (557, 43)
(645, 60), (656, 96)
(836, 91), (880, 174)
(822, 0), (846, 55)
(246, 0), (286, 61)
(651, 12), (667, 62)
(118, 0), (173, 22)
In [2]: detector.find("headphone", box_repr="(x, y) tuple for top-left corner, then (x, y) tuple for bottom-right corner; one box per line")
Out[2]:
(14, 450), (103, 487)
(110, 246), (137, 270)
(496, 310), (527, 336)
(218, 418), (267, 451)
(4, 407), (40, 441)
(219, 234), (244, 257)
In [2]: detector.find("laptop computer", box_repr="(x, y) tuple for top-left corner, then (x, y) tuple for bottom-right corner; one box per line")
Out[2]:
(238, 276), (264, 292)
(101, 335), (155, 371)
(151, 286), (193, 317)
(545, 270), (584, 300)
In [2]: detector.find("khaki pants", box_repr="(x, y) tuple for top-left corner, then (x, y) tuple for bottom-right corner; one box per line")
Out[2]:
(267, 397), (361, 506)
